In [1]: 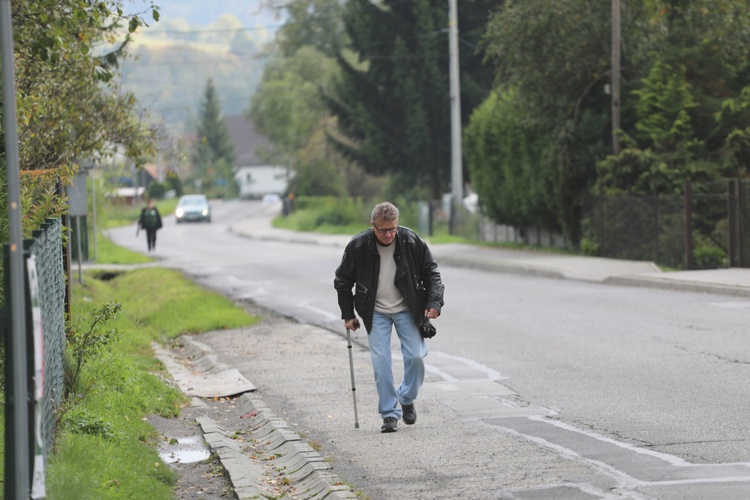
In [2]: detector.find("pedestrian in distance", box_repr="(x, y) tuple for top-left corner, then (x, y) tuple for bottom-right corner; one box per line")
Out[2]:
(334, 201), (445, 433)
(138, 198), (163, 251)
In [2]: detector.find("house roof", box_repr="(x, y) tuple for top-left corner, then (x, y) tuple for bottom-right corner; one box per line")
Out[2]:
(142, 163), (159, 181)
(225, 115), (274, 167)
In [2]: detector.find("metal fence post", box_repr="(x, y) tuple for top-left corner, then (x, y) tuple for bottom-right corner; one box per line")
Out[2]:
(684, 181), (693, 270)
(0, 0), (30, 496)
(738, 180), (746, 267)
(728, 179), (739, 268)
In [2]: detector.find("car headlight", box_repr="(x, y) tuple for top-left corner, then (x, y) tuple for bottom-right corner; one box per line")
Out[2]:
(202, 208), (208, 216)
(176, 208), (184, 217)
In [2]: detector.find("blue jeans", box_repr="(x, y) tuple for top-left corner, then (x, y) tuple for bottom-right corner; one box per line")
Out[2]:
(368, 311), (428, 419)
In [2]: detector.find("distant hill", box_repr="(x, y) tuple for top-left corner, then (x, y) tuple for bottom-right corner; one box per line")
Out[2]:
(120, 3), (280, 135)
(150, 0), (281, 29)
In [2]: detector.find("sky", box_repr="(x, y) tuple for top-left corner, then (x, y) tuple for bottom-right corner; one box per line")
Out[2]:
(144, 0), (282, 29)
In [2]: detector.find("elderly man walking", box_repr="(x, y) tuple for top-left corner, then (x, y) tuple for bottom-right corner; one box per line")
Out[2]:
(334, 202), (444, 433)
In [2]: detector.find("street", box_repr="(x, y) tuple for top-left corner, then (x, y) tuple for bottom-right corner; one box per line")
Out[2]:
(107, 199), (750, 499)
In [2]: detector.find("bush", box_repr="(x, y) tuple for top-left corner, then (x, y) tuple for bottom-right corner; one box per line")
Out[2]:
(293, 197), (366, 225)
(580, 237), (599, 256)
(166, 173), (183, 196)
(692, 246), (727, 269)
(146, 181), (166, 200)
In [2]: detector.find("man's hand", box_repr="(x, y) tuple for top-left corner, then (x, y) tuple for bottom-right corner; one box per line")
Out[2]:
(345, 318), (360, 331)
(424, 308), (439, 320)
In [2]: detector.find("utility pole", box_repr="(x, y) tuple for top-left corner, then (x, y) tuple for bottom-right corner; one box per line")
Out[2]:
(448, 0), (463, 204)
(0, 0), (31, 498)
(611, 0), (621, 155)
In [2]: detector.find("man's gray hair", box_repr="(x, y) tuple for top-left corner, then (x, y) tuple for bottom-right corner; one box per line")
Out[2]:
(371, 202), (399, 223)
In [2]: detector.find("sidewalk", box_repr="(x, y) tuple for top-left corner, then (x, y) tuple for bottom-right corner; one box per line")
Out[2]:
(231, 205), (750, 299)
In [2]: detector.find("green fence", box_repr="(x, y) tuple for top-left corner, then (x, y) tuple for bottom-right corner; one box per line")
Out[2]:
(3, 217), (67, 498)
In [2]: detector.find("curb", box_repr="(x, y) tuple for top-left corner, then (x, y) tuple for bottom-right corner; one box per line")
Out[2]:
(162, 336), (357, 499)
(434, 254), (565, 280)
(604, 275), (750, 298)
(198, 395), (357, 500)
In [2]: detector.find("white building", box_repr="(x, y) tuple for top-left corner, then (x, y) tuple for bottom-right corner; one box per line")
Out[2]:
(225, 115), (291, 199)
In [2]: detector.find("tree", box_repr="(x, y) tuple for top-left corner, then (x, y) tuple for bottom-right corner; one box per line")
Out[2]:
(596, 1), (750, 196)
(1, 0), (160, 236)
(324, 0), (497, 200)
(464, 90), (556, 232)
(249, 47), (336, 153)
(482, 0), (613, 244)
(717, 86), (750, 176)
(263, 0), (348, 58)
(598, 59), (707, 196)
(480, 0), (750, 246)
(192, 78), (236, 195)
(249, 44), (354, 197)
(0, 0), (159, 307)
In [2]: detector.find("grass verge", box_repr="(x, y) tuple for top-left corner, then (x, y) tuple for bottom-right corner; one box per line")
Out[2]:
(273, 198), (579, 255)
(45, 267), (258, 499)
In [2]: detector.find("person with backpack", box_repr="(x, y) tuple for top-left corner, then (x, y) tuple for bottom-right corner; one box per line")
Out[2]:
(138, 199), (163, 251)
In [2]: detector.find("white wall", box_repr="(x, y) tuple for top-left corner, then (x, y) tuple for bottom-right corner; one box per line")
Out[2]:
(234, 165), (290, 198)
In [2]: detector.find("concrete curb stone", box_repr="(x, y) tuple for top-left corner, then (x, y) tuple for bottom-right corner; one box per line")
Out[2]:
(165, 336), (357, 499)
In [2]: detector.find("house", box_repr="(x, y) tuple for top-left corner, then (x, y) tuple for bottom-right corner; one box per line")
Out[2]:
(108, 163), (155, 204)
(225, 115), (290, 199)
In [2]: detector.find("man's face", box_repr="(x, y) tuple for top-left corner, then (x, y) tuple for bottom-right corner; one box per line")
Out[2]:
(372, 218), (398, 245)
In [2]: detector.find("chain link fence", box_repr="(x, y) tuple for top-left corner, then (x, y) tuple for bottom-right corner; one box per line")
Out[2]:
(583, 179), (750, 270)
(414, 180), (750, 271)
(3, 217), (66, 496)
(417, 199), (566, 248)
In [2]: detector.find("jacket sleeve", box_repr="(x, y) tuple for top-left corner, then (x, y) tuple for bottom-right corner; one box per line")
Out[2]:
(418, 242), (444, 313)
(334, 244), (357, 320)
(156, 209), (163, 229)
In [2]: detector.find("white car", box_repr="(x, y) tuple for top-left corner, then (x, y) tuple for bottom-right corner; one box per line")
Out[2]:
(175, 194), (211, 223)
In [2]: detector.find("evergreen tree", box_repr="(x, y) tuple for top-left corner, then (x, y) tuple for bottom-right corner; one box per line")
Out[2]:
(324, 0), (496, 199)
(193, 78), (236, 192)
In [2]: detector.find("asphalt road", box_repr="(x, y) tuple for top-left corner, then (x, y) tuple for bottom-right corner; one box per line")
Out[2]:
(106, 199), (750, 499)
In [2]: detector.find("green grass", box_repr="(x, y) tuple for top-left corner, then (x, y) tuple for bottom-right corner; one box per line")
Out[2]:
(95, 232), (154, 264)
(45, 267), (258, 499)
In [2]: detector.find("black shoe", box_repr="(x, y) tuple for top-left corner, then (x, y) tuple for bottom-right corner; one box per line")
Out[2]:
(401, 403), (417, 425)
(381, 417), (398, 433)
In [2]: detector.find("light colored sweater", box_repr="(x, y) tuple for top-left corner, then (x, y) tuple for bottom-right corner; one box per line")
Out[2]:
(375, 242), (408, 314)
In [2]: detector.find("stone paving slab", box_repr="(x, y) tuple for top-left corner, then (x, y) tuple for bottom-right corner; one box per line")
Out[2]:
(152, 341), (256, 398)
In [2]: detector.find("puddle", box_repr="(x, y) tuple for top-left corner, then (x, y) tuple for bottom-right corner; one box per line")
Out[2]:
(159, 436), (212, 464)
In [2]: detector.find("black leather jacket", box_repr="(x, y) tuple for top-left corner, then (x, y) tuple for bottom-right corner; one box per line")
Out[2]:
(334, 226), (444, 333)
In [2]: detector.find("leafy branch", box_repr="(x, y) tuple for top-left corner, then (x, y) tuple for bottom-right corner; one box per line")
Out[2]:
(65, 301), (122, 398)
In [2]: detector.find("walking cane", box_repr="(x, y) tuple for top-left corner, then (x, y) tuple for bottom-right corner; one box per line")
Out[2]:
(346, 327), (360, 429)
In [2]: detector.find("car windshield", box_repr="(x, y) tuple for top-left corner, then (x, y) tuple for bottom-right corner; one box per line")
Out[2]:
(180, 197), (206, 206)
